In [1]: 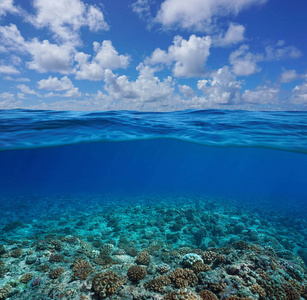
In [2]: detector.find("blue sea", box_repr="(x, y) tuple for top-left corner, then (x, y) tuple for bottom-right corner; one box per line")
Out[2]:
(0, 109), (306, 299)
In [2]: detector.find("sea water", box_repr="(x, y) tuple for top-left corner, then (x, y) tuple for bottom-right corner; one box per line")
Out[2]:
(0, 109), (306, 299)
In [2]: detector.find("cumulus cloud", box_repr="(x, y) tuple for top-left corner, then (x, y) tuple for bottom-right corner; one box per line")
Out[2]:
(16, 84), (38, 95)
(4, 76), (30, 82)
(229, 45), (262, 76)
(242, 85), (280, 104)
(38, 76), (74, 91)
(197, 66), (242, 104)
(148, 34), (211, 78)
(0, 92), (21, 109)
(132, 0), (152, 21)
(213, 23), (245, 47)
(29, 0), (109, 43)
(0, 24), (26, 53)
(75, 41), (130, 81)
(0, 24), (75, 73)
(0, 65), (20, 74)
(102, 64), (177, 105)
(229, 41), (302, 76)
(292, 78), (307, 104)
(280, 69), (302, 83)
(27, 40), (75, 73)
(0, 0), (19, 18)
(155, 0), (267, 31)
(265, 40), (302, 60)
(179, 85), (195, 98)
(37, 75), (81, 97)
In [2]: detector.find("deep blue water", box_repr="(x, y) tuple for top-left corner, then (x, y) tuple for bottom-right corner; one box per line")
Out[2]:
(0, 109), (307, 216)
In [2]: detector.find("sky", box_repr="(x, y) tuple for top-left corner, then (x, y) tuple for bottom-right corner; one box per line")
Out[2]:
(0, 0), (307, 111)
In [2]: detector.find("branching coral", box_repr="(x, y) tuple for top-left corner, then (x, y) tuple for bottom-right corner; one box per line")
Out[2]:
(71, 259), (94, 281)
(169, 268), (198, 288)
(145, 276), (171, 293)
(136, 250), (151, 265)
(49, 267), (65, 279)
(127, 265), (147, 282)
(92, 270), (126, 299)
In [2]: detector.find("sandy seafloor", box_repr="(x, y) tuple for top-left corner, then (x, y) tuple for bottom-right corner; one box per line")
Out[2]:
(0, 194), (306, 300)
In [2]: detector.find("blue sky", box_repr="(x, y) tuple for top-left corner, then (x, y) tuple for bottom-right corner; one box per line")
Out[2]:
(0, 0), (306, 111)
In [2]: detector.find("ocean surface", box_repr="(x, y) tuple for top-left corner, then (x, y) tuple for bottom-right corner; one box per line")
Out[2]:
(0, 109), (306, 299)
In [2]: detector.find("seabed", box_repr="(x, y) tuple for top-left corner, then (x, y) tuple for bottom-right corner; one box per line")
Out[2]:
(0, 194), (306, 299)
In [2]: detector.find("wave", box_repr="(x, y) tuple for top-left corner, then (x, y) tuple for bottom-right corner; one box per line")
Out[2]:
(0, 109), (307, 153)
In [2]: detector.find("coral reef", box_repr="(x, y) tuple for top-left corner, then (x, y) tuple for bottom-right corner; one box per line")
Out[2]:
(0, 194), (306, 299)
(71, 259), (94, 281)
(20, 273), (33, 283)
(92, 270), (126, 298)
(49, 267), (65, 279)
(127, 265), (147, 282)
(169, 268), (198, 288)
(136, 250), (151, 265)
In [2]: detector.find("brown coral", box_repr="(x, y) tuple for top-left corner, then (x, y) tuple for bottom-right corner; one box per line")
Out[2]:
(202, 251), (216, 264)
(136, 250), (151, 265)
(157, 263), (171, 274)
(20, 273), (33, 283)
(72, 259), (94, 281)
(282, 283), (300, 300)
(231, 241), (250, 250)
(92, 270), (126, 299)
(198, 290), (218, 300)
(145, 276), (171, 292)
(49, 267), (65, 279)
(100, 244), (114, 256)
(50, 239), (63, 251)
(127, 265), (147, 282)
(169, 268), (198, 288)
(250, 284), (266, 298)
(225, 297), (253, 300)
(164, 288), (202, 300)
(49, 254), (64, 262)
(209, 281), (227, 293)
(0, 284), (11, 299)
(10, 248), (22, 258)
(192, 261), (211, 274)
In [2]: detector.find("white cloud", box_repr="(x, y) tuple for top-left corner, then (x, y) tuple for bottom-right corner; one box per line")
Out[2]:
(38, 76), (74, 91)
(0, 24), (26, 53)
(213, 23), (245, 47)
(0, 24), (75, 73)
(197, 66), (242, 104)
(155, 0), (267, 31)
(4, 76), (30, 82)
(229, 42), (302, 77)
(17, 92), (25, 99)
(132, 0), (151, 17)
(280, 69), (302, 83)
(148, 34), (211, 78)
(265, 40), (302, 60)
(99, 64), (180, 109)
(0, 65), (20, 74)
(229, 45), (262, 76)
(26, 39), (75, 73)
(29, 0), (109, 43)
(75, 41), (130, 81)
(242, 85), (280, 104)
(16, 84), (38, 95)
(63, 87), (81, 98)
(0, 92), (21, 109)
(292, 79), (307, 104)
(37, 75), (81, 97)
(0, 0), (19, 18)
(179, 85), (195, 98)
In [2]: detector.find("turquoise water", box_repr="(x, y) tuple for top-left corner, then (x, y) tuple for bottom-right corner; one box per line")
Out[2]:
(0, 109), (306, 299)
